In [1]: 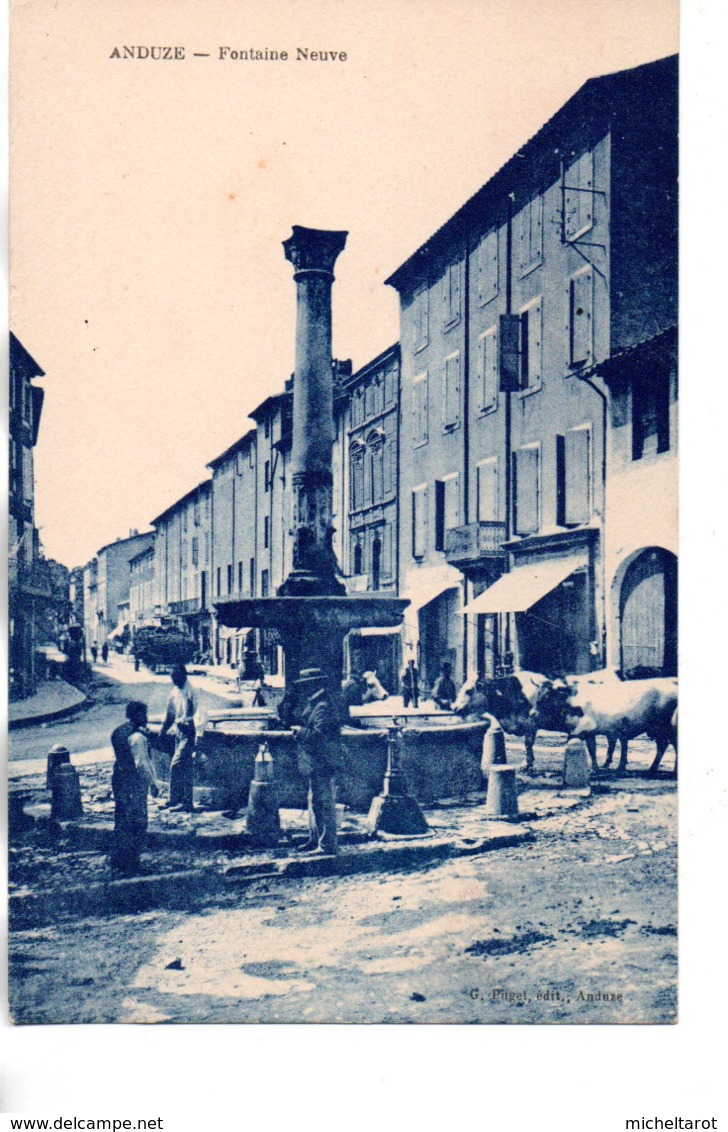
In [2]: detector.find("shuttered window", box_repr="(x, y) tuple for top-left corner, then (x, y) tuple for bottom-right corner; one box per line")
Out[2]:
(412, 485), (429, 559)
(477, 326), (498, 413)
(444, 352), (461, 429)
(518, 195), (543, 274)
(513, 446), (539, 535)
(477, 458), (499, 522)
(477, 230), (499, 305)
(382, 437), (394, 495)
(569, 267), (593, 366)
(413, 287), (429, 351)
(557, 428), (591, 526)
(519, 297), (542, 390)
(443, 261), (462, 327)
(22, 448), (33, 503)
(564, 150), (594, 241)
(412, 373), (428, 446)
(351, 450), (364, 509)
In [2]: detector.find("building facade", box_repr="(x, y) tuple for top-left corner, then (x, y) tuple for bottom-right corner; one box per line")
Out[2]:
(129, 544), (157, 634)
(151, 481), (212, 655)
(386, 54), (677, 687)
(9, 333), (48, 699)
(83, 530), (155, 653)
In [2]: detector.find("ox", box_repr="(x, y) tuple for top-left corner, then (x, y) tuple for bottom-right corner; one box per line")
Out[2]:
(453, 669), (622, 770)
(361, 671), (389, 703)
(531, 677), (678, 774)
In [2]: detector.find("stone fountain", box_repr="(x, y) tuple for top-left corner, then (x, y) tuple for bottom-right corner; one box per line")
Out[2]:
(214, 226), (409, 702)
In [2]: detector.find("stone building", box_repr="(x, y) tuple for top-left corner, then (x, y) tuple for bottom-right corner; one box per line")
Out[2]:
(83, 530), (155, 653)
(385, 54), (677, 686)
(150, 481), (212, 656)
(9, 333), (48, 698)
(128, 544), (157, 635)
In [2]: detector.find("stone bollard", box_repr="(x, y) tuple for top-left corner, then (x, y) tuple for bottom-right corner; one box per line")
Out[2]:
(46, 743), (71, 790)
(485, 764), (520, 819)
(246, 742), (281, 848)
(563, 738), (591, 790)
(481, 716), (507, 776)
(50, 762), (84, 822)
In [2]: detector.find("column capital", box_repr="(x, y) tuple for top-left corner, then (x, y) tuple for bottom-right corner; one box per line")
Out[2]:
(283, 225), (348, 279)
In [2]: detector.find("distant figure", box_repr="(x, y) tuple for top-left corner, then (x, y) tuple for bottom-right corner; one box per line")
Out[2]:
(159, 664), (198, 812)
(101, 642), (109, 664)
(109, 700), (158, 877)
(293, 668), (342, 856)
(401, 659), (420, 709)
(431, 661), (457, 711)
(90, 641), (98, 665)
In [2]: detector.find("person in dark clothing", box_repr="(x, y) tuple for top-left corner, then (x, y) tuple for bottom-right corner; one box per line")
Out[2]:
(90, 641), (98, 664)
(110, 700), (158, 877)
(401, 659), (420, 708)
(293, 668), (342, 856)
(431, 661), (457, 710)
(101, 642), (109, 664)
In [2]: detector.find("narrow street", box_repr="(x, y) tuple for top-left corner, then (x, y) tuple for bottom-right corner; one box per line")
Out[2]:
(8, 655), (233, 763)
(9, 780), (676, 1025)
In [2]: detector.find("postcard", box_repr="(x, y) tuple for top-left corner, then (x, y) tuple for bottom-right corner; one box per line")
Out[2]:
(8, 0), (679, 1028)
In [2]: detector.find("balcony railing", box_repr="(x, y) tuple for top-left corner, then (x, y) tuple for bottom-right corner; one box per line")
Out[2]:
(444, 521), (507, 563)
(169, 597), (203, 615)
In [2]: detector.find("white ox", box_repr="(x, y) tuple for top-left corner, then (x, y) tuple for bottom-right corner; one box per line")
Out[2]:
(532, 676), (678, 774)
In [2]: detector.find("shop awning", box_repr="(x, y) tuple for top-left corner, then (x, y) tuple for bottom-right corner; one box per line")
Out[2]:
(402, 563), (463, 614)
(218, 625), (251, 639)
(107, 623), (128, 640)
(461, 557), (585, 615)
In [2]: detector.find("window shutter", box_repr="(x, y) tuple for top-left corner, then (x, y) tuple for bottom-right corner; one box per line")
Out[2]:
(477, 459), (498, 522)
(528, 298), (542, 386)
(444, 353), (460, 428)
(478, 231), (498, 305)
(479, 328), (498, 412)
(515, 448), (539, 535)
(413, 486), (429, 558)
(445, 474), (460, 530)
(383, 439), (393, 494)
(434, 480), (446, 551)
(413, 374), (428, 444)
(556, 435), (566, 526)
(499, 314), (520, 391)
(570, 268), (593, 365)
(565, 428), (590, 525)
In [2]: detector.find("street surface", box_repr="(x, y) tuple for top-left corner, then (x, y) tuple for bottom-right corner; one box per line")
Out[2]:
(8, 655), (233, 762)
(10, 780), (676, 1025)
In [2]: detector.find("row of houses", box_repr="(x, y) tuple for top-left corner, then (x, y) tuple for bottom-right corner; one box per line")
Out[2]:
(82, 54), (678, 695)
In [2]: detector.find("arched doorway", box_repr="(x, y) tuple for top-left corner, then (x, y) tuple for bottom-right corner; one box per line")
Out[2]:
(619, 548), (677, 678)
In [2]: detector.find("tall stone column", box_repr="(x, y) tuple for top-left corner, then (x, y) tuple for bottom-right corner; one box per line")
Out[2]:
(280, 225), (348, 597)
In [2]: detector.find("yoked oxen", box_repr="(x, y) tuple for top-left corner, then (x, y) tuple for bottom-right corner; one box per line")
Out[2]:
(453, 669), (622, 771)
(531, 676), (678, 775)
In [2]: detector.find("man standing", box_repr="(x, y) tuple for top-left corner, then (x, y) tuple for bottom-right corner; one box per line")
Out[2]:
(159, 664), (198, 812)
(401, 658), (420, 709)
(294, 668), (342, 856)
(110, 700), (158, 877)
(431, 661), (457, 710)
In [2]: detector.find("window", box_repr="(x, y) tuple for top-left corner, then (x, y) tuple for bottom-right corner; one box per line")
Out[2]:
(249, 557), (255, 594)
(412, 485), (429, 559)
(238, 560), (243, 592)
(264, 417), (270, 439)
(413, 287), (429, 351)
(569, 267), (593, 367)
(194, 498), (201, 524)
(22, 448), (33, 503)
(261, 569), (270, 596)
(564, 150), (594, 241)
(352, 389), (364, 427)
(412, 373), (428, 446)
(236, 450), (246, 475)
(513, 446), (539, 535)
(442, 261), (462, 327)
(264, 460), (270, 493)
(371, 537), (382, 590)
(519, 297), (542, 391)
(477, 458), (499, 522)
(226, 564), (233, 593)
(477, 230), (499, 306)
(384, 365), (397, 408)
(369, 438), (384, 503)
(556, 428), (591, 526)
(191, 537), (199, 567)
(435, 474), (460, 550)
(518, 195), (543, 274)
(443, 352), (461, 430)
(353, 540), (363, 575)
(632, 372), (671, 460)
(216, 566), (222, 596)
(264, 515), (270, 549)
(350, 447), (365, 509)
(477, 327), (498, 413)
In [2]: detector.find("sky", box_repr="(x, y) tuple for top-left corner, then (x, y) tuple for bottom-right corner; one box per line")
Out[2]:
(10, 0), (678, 568)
